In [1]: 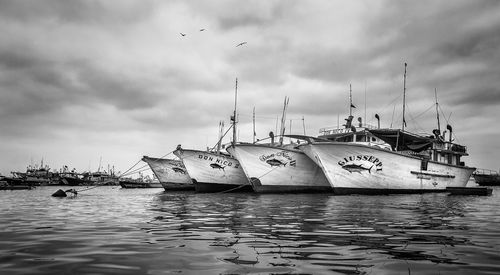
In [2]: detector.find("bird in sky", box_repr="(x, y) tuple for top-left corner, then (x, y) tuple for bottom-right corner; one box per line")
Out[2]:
(199, 29), (205, 31)
(180, 32), (186, 37)
(236, 42), (247, 47)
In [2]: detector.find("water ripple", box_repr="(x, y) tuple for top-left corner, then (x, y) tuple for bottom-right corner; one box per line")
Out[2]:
(1, 186), (500, 274)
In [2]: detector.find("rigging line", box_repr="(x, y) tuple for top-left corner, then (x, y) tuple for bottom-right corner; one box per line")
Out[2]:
(119, 158), (143, 178)
(210, 123), (233, 151)
(404, 105), (426, 133)
(141, 150), (176, 170)
(411, 103), (435, 120)
(438, 105), (453, 125)
(119, 163), (150, 177)
(256, 164), (285, 180)
(120, 166), (151, 177)
(238, 114), (306, 121)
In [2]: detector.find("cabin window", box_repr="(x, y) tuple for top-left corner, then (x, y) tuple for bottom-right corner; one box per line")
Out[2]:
(421, 159), (428, 171)
(356, 135), (364, 142)
(371, 137), (376, 142)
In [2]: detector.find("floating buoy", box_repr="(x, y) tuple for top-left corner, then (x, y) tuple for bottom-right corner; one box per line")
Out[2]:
(52, 189), (67, 197)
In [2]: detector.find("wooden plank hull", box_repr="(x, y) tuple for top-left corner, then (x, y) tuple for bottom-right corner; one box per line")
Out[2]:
(173, 149), (250, 192)
(300, 142), (475, 194)
(228, 144), (330, 193)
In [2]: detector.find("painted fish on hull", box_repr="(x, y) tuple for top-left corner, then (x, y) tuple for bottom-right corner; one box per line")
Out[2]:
(210, 163), (225, 171)
(171, 167), (186, 174)
(342, 164), (375, 174)
(266, 158), (287, 167)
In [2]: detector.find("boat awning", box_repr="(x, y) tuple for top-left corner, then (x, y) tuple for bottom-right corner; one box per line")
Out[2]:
(368, 129), (434, 152)
(283, 134), (330, 143)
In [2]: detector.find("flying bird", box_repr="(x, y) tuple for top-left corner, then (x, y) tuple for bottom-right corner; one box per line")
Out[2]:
(236, 42), (247, 47)
(180, 32), (186, 37)
(199, 28), (205, 31)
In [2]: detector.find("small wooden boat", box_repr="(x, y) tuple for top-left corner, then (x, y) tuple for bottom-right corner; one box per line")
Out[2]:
(473, 169), (500, 186)
(119, 177), (162, 188)
(0, 179), (34, 190)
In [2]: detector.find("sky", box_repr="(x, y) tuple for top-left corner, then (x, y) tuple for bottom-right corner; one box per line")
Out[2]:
(1, 0), (500, 176)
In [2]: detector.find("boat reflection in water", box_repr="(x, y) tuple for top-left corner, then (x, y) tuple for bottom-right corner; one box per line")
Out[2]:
(147, 191), (495, 274)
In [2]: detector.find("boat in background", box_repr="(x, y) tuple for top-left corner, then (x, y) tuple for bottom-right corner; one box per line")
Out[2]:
(11, 160), (56, 185)
(0, 174), (34, 190)
(82, 170), (119, 185)
(119, 173), (162, 188)
(473, 169), (500, 186)
(141, 156), (194, 191)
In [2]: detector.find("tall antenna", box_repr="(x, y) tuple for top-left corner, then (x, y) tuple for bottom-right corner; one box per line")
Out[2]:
(302, 116), (306, 135)
(364, 81), (367, 126)
(252, 107), (256, 143)
(402, 63), (407, 131)
(349, 84), (353, 117)
(435, 88), (441, 133)
(231, 78), (238, 145)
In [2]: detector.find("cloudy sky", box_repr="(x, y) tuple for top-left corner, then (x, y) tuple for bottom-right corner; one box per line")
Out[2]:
(1, 0), (499, 176)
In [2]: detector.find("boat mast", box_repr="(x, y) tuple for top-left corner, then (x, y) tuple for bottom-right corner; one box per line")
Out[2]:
(278, 96), (289, 145)
(435, 88), (441, 133)
(402, 63), (407, 132)
(217, 120), (224, 153)
(232, 78), (238, 145)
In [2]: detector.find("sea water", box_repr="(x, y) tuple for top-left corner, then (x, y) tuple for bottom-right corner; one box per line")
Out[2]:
(1, 186), (499, 275)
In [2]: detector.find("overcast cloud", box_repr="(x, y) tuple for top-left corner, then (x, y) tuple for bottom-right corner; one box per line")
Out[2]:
(1, 0), (499, 175)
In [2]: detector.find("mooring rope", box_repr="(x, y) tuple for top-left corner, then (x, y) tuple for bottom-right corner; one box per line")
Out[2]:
(217, 183), (251, 193)
(119, 150), (176, 178)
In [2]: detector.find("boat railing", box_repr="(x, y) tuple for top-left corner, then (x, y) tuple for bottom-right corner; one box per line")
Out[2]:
(319, 124), (378, 136)
(434, 141), (467, 154)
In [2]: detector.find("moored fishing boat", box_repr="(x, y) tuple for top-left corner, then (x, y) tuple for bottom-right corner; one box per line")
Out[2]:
(227, 138), (331, 193)
(300, 64), (475, 194)
(59, 172), (86, 186)
(173, 79), (251, 193)
(300, 130), (475, 194)
(141, 156), (194, 191)
(227, 97), (330, 193)
(0, 176), (34, 190)
(173, 147), (250, 192)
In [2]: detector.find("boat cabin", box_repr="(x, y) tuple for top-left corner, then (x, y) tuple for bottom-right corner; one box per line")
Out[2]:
(318, 115), (390, 149)
(368, 129), (469, 167)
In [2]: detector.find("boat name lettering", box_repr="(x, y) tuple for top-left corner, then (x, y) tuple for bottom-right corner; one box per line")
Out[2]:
(338, 155), (382, 167)
(259, 151), (293, 162)
(198, 155), (232, 167)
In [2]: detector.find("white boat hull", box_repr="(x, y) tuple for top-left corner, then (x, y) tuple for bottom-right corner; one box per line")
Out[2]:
(142, 157), (194, 190)
(173, 149), (250, 192)
(300, 142), (475, 194)
(228, 144), (330, 193)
